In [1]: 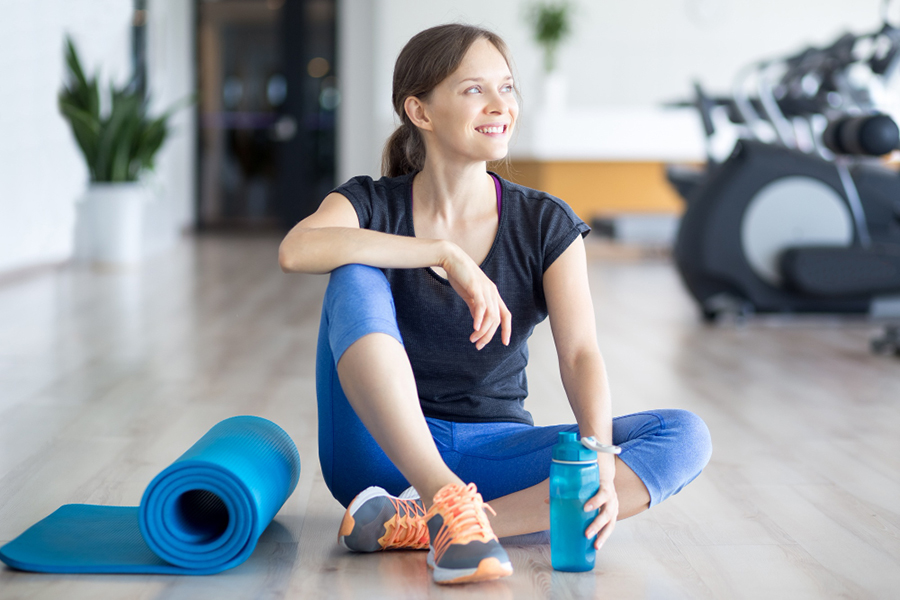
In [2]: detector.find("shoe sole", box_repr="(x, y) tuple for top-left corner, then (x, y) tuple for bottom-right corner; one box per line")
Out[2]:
(432, 557), (514, 585)
(338, 486), (390, 551)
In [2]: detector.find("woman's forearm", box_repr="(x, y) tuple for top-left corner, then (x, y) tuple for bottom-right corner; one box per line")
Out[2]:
(560, 349), (616, 478)
(560, 350), (611, 439)
(279, 226), (457, 274)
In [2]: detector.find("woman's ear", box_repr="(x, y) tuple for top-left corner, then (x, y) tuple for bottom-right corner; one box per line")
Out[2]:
(404, 96), (433, 132)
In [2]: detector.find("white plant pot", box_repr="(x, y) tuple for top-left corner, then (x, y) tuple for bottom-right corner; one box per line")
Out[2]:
(78, 183), (148, 266)
(541, 70), (568, 113)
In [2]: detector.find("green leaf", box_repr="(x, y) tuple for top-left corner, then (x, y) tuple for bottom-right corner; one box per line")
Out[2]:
(58, 102), (101, 177)
(527, 2), (573, 72)
(58, 35), (194, 182)
(111, 112), (141, 181)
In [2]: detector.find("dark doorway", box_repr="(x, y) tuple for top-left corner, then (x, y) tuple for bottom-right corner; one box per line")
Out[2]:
(197, 0), (337, 230)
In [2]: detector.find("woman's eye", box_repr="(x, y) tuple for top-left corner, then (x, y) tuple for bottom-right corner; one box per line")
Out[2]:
(465, 86), (481, 94)
(501, 84), (514, 93)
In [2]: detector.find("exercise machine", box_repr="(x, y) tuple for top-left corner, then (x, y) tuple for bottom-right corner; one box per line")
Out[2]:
(667, 3), (900, 354)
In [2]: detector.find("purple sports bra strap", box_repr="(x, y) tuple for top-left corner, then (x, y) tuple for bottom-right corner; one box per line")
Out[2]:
(490, 173), (502, 218)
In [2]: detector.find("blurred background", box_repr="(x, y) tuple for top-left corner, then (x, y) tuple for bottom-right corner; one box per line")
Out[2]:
(0, 0), (890, 275)
(3, 5), (900, 597)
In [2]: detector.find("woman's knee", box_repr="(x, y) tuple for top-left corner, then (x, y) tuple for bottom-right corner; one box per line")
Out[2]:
(324, 265), (395, 322)
(322, 264), (402, 357)
(328, 264), (391, 297)
(625, 409), (711, 506)
(661, 408), (713, 476)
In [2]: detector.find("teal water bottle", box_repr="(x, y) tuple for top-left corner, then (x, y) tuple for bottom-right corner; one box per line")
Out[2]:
(550, 432), (621, 572)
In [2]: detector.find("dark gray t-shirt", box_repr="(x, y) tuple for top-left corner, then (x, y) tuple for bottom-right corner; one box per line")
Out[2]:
(333, 172), (590, 425)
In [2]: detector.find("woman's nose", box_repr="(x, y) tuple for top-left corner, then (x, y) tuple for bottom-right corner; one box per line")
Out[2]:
(486, 92), (508, 114)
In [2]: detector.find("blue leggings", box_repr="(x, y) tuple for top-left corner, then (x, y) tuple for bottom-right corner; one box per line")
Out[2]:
(316, 265), (713, 509)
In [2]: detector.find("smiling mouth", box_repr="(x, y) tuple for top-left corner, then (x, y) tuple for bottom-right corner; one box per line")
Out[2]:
(475, 125), (508, 135)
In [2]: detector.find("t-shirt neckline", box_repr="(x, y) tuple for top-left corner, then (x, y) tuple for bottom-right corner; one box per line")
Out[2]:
(406, 171), (506, 284)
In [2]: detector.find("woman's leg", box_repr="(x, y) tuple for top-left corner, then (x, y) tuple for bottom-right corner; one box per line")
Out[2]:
(443, 410), (712, 537)
(320, 265), (514, 584)
(316, 264), (461, 508)
(336, 334), (463, 506)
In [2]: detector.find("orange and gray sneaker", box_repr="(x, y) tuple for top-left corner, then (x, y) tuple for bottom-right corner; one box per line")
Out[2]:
(425, 482), (514, 584)
(338, 486), (429, 552)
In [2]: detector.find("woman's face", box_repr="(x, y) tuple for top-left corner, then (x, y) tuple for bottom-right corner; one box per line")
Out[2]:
(415, 38), (518, 164)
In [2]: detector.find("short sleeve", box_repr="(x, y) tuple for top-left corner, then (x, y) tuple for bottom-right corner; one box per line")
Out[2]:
(331, 176), (375, 230)
(541, 198), (591, 272)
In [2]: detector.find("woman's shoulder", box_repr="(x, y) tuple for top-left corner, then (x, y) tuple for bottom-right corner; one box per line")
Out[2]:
(493, 173), (591, 274)
(332, 172), (414, 231)
(334, 172), (414, 201)
(493, 173), (586, 227)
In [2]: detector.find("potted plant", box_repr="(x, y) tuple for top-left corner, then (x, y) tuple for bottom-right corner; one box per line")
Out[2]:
(527, 1), (574, 110)
(59, 36), (185, 265)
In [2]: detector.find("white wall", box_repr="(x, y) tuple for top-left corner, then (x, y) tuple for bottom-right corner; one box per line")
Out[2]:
(0, 0), (195, 274)
(144, 0), (197, 257)
(338, 0), (380, 179)
(338, 0), (886, 178)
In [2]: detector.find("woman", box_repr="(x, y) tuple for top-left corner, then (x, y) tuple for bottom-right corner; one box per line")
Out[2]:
(279, 24), (712, 585)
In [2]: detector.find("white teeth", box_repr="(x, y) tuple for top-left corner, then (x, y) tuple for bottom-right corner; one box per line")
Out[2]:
(477, 126), (505, 134)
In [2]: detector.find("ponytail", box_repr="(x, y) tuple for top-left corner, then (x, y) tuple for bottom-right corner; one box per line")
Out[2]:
(382, 121), (426, 177)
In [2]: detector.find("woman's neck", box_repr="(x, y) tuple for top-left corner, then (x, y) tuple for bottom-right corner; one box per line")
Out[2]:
(413, 159), (495, 222)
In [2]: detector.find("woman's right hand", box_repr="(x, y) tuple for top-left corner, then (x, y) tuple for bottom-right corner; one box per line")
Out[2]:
(440, 243), (512, 350)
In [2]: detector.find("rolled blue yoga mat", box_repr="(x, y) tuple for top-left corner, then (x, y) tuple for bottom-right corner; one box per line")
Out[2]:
(0, 415), (300, 575)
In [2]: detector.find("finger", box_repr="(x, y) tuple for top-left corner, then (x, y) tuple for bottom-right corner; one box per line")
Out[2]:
(476, 324), (500, 350)
(472, 316), (499, 349)
(471, 297), (486, 332)
(500, 303), (512, 346)
(587, 497), (618, 530)
(589, 501), (618, 539)
(584, 490), (610, 512)
(594, 518), (616, 549)
(470, 311), (493, 343)
(478, 311), (501, 350)
(471, 298), (497, 342)
(586, 506), (612, 536)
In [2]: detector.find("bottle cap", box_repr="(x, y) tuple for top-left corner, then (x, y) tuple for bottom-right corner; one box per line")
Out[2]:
(552, 432), (597, 462)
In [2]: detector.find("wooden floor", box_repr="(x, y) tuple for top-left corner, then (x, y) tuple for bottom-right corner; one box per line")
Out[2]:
(1, 234), (898, 599)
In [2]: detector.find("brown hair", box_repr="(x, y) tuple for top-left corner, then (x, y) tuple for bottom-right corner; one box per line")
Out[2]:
(382, 24), (515, 177)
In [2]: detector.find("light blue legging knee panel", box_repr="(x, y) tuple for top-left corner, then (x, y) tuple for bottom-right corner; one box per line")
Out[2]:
(316, 264), (713, 508)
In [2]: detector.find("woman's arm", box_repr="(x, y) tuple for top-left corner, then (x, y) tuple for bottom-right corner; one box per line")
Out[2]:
(278, 192), (511, 349)
(543, 235), (611, 448)
(543, 235), (617, 547)
(278, 192), (453, 274)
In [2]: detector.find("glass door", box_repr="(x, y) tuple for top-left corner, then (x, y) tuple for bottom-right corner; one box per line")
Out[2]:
(197, 0), (336, 230)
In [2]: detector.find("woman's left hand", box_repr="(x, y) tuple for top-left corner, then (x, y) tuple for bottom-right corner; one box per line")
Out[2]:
(584, 480), (619, 550)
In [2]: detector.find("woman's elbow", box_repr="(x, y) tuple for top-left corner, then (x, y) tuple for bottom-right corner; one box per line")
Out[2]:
(278, 237), (302, 272)
(278, 257), (292, 273)
(279, 229), (327, 273)
(559, 346), (604, 375)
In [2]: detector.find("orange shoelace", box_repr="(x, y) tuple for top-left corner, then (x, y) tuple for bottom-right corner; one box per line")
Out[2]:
(379, 496), (430, 550)
(426, 483), (498, 564)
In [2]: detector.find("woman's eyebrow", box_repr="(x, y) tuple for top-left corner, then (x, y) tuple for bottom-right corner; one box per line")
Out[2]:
(457, 75), (514, 84)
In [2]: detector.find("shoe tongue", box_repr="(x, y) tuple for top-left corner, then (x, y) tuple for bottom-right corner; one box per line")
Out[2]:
(398, 486), (420, 500)
(430, 482), (478, 514)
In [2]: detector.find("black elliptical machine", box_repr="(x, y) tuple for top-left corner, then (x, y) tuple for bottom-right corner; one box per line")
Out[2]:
(668, 4), (900, 354)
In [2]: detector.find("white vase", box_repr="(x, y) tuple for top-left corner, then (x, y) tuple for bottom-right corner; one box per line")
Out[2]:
(541, 70), (568, 113)
(77, 183), (148, 266)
